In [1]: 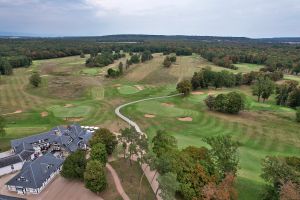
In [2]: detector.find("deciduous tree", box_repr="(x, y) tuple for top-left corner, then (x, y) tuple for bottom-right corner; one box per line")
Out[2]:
(157, 172), (180, 200)
(204, 136), (239, 179)
(90, 143), (107, 164)
(61, 150), (87, 180)
(29, 72), (42, 87)
(152, 130), (177, 158)
(177, 80), (192, 96)
(84, 160), (107, 193)
(252, 76), (275, 102)
(89, 128), (117, 155)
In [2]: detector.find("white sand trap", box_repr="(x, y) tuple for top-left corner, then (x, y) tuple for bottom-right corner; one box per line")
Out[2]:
(161, 102), (174, 107)
(192, 91), (204, 95)
(135, 85), (144, 91)
(2, 110), (23, 116)
(65, 117), (84, 122)
(208, 92), (216, 95)
(144, 114), (156, 118)
(177, 117), (193, 121)
(40, 111), (48, 117)
(64, 104), (73, 108)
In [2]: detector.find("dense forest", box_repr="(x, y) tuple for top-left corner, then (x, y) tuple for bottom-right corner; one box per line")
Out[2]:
(0, 35), (300, 75)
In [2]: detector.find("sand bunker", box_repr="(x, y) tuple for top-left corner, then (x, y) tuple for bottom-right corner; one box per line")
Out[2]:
(14, 110), (22, 114)
(64, 104), (73, 108)
(177, 117), (193, 121)
(135, 85), (144, 91)
(208, 93), (216, 95)
(192, 91), (204, 95)
(65, 117), (84, 122)
(40, 111), (48, 117)
(161, 102), (174, 107)
(144, 114), (156, 118)
(2, 110), (23, 116)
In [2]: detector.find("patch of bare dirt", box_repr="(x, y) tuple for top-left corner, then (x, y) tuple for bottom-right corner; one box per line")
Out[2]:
(135, 85), (144, 91)
(206, 110), (271, 125)
(2, 110), (23, 116)
(64, 104), (74, 108)
(65, 117), (84, 122)
(192, 91), (204, 95)
(40, 111), (48, 117)
(113, 84), (121, 87)
(161, 102), (174, 107)
(177, 117), (193, 121)
(144, 114), (156, 118)
(208, 92), (216, 96)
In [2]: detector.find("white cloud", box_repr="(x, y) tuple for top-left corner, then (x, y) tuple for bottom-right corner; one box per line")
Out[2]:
(0, 0), (299, 37)
(84, 0), (191, 16)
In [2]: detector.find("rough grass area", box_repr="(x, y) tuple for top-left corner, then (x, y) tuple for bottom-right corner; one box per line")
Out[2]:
(233, 63), (264, 73)
(110, 158), (156, 200)
(284, 74), (300, 83)
(100, 168), (123, 200)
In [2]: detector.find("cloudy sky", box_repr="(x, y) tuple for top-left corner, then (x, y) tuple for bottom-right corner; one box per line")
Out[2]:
(0, 0), (299, 37)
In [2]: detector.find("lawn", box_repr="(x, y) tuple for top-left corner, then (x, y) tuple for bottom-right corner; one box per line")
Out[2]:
(48, 105), (93, 118)
(121, 87), (300, 200)
(233, 63), (265, 73)
(118, 85), (140, 95)
(1, 54), (299, 200)
(284, 74), (300, 83)
(110, 158), (156, 200)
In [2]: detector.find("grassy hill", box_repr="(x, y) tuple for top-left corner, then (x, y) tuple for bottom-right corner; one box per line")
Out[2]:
(1, 54), (299, 199)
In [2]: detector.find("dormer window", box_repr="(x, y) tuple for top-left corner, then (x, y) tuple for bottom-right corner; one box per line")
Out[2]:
(17, 176), (28, 182)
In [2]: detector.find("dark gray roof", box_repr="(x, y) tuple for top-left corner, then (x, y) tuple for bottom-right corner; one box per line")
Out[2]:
(6, 153), (64, 189)
(0, 155), (22, 168)
(10, 124), (89, 153)
(0, 145), (34, 168)
(0, 195), (26, 200)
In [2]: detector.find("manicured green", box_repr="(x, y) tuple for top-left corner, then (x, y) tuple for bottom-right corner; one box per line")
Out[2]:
(48, 105), (93, 118)
(117, 85), (140, 95)
(121, 89), (300, 200)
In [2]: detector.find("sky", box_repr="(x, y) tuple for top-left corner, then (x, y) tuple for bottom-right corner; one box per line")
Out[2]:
(0, 0), (299, 38)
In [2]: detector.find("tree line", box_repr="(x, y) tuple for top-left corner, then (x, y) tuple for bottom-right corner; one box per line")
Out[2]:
(1, 37), (299, 77)
(198, 43), (300, 73)
(86, 51), (125, 67)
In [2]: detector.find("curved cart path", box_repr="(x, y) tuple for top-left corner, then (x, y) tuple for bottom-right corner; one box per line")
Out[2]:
(115, 93), (182, 200)
(106, 163), (130, 200)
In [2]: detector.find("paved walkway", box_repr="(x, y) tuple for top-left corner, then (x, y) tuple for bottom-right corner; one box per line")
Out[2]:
(115, 93), (182, 200)
(106, 163), (130, 200)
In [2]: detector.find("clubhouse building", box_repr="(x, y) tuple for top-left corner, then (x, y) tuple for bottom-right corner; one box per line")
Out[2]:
(0, 124), (93, 195)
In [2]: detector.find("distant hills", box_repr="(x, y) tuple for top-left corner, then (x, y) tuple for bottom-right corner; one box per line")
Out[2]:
(0, 33), (300, 44)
